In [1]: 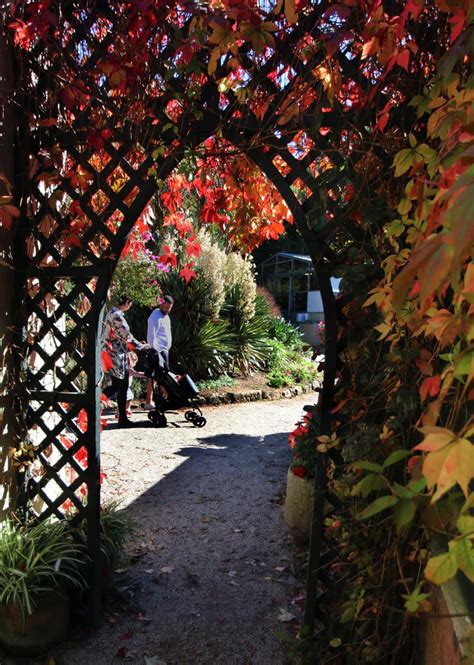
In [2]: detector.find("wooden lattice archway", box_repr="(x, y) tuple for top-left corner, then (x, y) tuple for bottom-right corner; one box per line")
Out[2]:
(1, 2), (367, 627)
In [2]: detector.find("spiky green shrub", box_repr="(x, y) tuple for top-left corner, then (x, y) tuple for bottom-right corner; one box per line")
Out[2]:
(222, 286), (272, 374)
(171, 317), (236, 378)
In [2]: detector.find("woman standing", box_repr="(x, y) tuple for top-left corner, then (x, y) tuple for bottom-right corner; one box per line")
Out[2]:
(101, 296), (146, 427)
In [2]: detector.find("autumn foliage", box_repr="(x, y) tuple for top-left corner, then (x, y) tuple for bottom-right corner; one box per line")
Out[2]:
(2, 0), (473, 656)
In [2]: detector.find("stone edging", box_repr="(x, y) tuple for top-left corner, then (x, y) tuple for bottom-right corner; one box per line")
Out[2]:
(195, 380), (320, 406)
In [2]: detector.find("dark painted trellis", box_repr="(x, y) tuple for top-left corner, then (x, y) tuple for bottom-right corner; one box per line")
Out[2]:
(5, 1), (360, 629)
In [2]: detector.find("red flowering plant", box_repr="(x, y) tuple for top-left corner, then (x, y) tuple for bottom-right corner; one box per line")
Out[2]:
(288, 408), (320, 479)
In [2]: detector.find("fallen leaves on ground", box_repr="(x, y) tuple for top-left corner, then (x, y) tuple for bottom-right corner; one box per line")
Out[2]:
(278, 608), (295, 622)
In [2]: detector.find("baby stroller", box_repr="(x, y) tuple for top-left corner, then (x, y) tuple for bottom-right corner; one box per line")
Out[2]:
(134, 348), (207, 428)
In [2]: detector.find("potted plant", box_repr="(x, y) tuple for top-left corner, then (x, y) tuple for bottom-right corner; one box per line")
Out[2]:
(0, 517), (85, 655)
(284, 408), (320, 540)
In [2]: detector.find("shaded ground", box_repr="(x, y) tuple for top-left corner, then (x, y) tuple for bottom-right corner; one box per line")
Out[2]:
(50, 395), (313, 665)
(0, 396), (313, 665)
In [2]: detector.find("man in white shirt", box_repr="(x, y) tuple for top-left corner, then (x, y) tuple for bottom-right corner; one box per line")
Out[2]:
(144, 294), (174, 409)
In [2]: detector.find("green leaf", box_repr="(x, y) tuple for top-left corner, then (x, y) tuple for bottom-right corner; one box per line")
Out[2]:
(352, 473), (388, 498)
(407, 477), (427, 493)
(424, 549), (458, 584)
(393, 148), (415, 177)
(353, 461), (383, 473)
(359, 495), (399, 520)
(457, 515), (474, 534)
(393, 499), (416, 532)
(393, 482), (415, 499)
(382, 449), (411, 469)
(454, 350), (474, 378)
(453, 538), (474, 582)
(397, 198), (412, 215)
(402, 583), (431, 612)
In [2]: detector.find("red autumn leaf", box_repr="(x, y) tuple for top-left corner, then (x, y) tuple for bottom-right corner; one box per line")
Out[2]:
(61, 230), (83, 248)
(0, 204), (20, 230)
(180, 265), (198, 284)
(330, 398), (349, 414)
(77, 409), (88, 433)
(87, 133), (105, 150)
(59, 86), (76, 109)
(115, 646), (127, 659)
(60, 435), (73, 449)
(420, 375), (441, 402)
(161, 190), (181, 214)
(396, 49), (410, 71)
(9, 20), (32, 49)
(160, 245), (178, 268)
(292, 465), (307, 478)
(101, 350), (114, 373)
(74, 446), (88, 465)
(448, 8), (467, 44)
(186, 234), (202, 258)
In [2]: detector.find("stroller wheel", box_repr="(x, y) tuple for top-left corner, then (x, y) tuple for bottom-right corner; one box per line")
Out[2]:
(148, 411), (167, 427)
(193, 416), (206, 428)
(184, 410), (195, 422)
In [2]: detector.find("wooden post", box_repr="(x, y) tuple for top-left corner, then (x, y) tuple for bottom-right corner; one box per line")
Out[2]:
(0, 15), (18, 518)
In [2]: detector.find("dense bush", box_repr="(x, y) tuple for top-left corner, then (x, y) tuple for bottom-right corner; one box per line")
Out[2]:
(110, 230), (318, 385)
(266, 340), (318, 388)
(110, 254), (161, 308)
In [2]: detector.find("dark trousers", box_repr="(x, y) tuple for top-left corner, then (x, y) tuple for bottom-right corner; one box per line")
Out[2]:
(103, 371), (129, 422)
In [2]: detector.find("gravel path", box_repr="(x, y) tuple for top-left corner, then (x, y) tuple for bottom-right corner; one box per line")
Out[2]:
(54, 397), (311, 664)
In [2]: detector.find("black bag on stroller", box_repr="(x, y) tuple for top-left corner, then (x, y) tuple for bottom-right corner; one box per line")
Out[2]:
(134, 348), (206, 428)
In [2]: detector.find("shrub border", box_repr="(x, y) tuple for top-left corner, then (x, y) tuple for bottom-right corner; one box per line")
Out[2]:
(195, 380), (321, 406)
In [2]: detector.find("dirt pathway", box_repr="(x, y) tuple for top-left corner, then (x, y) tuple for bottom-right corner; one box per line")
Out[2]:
(57, 396), (311, 664)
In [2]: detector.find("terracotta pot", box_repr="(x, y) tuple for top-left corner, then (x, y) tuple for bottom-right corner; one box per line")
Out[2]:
(0, 588), (69, 655)
(284, 466), (315, 541)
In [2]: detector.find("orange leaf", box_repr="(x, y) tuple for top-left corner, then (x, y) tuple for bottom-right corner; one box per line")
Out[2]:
(392, 234), (449, 311)
(418, 239), (454, 305)
(284, 0), (298, 24)
(415, 427), (456, 452)
(420, 375), (441, 402)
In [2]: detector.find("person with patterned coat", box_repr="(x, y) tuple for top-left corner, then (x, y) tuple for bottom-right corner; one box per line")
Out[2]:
(101, 296), (146, 427)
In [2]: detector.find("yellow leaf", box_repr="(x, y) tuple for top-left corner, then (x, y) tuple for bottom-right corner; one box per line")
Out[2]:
(421, 437), (474, 502)
(374, 322), (392, 340)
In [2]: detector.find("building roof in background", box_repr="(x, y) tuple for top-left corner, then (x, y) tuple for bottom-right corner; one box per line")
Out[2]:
(257, 252), (313, 266)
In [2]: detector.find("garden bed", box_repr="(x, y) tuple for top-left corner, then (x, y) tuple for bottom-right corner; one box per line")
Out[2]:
(195, 371), (321, 406)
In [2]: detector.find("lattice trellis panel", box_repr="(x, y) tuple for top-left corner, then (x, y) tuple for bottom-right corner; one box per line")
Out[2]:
(10, 0), (367, 625)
